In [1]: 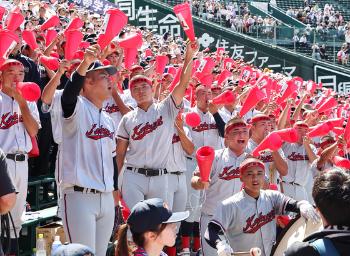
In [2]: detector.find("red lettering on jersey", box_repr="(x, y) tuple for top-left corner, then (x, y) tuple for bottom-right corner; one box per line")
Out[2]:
(192, 122), (217, 132)
(258, 152), (273, 163)
(131, 116), (164, 141)
(287, 152), (309, 161)
(104, 103), (120, 114)
(243, 209), (275, 233)
(219, 166), (240, 180)
(172, 134), (180, 144)
(86, 124), (114, 140)
(0, 112), (23, 129)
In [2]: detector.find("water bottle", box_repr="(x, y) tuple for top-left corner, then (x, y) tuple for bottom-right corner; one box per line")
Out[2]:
(51, 236), (62, 255)
(36, 233), (46, 256)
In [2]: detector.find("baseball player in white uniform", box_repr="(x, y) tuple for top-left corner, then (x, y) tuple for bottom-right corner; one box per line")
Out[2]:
(0, 59), (40, 252)
(116, 40), (197, 209)
(191, 117), (250, 256)
(59, 45), (118, 255)
(246, 114), (288, 185)
(281, 121), (317, 201)
(178, 84), (224, 255)
(204, 158), (320, 256)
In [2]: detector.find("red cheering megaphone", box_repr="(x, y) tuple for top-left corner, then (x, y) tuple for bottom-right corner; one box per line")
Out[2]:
(212, 90), (235, 105)
(64, 30), (83, 60)
(45, 29), (58, 46)
(103, 8), (128, 39)
(0, 29), (19, 59)
(217, 70), (232, 86)
(274, 128), (298, 143)
(6, 11), (24, 31)
(16, 82), (41, 102)
(173, 3), (195, 41)
(155, 55), (168, 74)
(22, 30), (38, 50)
(196, 146), (215, 182)
(317, 97), (337, 113)
(252, 132), (283, 157)
(40, 15), (60, 31)
(65, 17), (84, 33)
(239, 86), (265, 117)
(277, 79), (298, 104)
(39, 55), (60, 71)
(332, 156), (350, 170)
(168, 67), (182, 92)
(308, 122), (332, 138)
(119, 33), (143, 69)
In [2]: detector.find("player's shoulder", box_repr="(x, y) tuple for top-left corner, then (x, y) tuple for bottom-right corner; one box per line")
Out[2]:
(215, 148), (226, 158)
(222, 191), (244, 206)
(284, 241), (319, 256)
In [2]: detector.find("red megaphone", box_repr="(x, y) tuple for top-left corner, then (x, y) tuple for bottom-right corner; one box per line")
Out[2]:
(155, 55), (168, 74)
(124, 48), (138, 70)
(22, 30), (38, 50)
(40, 15), (60, 31)
(119, 33), (143, 49)
(344, 120), (350, 146)
(332, 156), (350, 170)
(173, 3), (195, 41)
(6, 11), (24, 31)
(308, 122), (332, 138)
(196, 146), (215, 182)
(239, 66), (253, 82)
(0, 6), (6, 21)
(212, 90), (235, 105)
(317, 97), (337, 113)
(252, 132), (283, 157)
(97, 33), (110, 51)
(45, 29), (58, 46)
(199, 73), (213, 87)
(65, 30), (83, 60)
(277, 79), (298, 104)
(183, 112), (201, 127)
(333, 127), (344, 136)
(306, 80), (317, 94)
(16, 82), (41, 102)
(0, 30), (19, 59)
(197, 57), (215, 74)
(217, 70), (232, 86)
(168, 67), (182, 92)
(119, 199), (130, 222)
(103, 8), (128, 40)
(239, 86), (265, 117)
(273, 128), (298, 143)
(223, 57), (235, 70)
(28, 136), (39, 157)
(326, 118), (344, 128)
(65, 17), (84, 33)
(39, 55), (60, 71)
(167, 66), (176, 76)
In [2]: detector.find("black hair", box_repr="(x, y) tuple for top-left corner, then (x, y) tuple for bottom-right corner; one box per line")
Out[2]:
(312, 169), (350, 226)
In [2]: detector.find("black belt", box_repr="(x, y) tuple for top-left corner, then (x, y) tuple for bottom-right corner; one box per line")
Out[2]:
(282, 181), (302, 186)
(73, 186), (101, 194)
(6, 153), (26, 162)
(127, 167), (168, 176)
(169, 171), (183, 175)
(186, 156), (193, 160)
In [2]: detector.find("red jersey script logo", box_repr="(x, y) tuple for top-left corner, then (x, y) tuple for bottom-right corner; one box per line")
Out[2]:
(0, 112), (23, 129)
(172, 134), (180, 144)
(287, 152), (309, 161)
(219, 166), (240, 180)
(131, 116), (164, 141)
(86, 124), (114, 140)
(192, 122), (217, 132)
(258, 152), (273, 163)
(104, 103), (120, 114)
(243, 209), (275, 233)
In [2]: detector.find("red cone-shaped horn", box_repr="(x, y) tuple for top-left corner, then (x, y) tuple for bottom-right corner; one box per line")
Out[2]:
(332, 156), (350, 170)
(6, 11), (24, 31)
(45, 29), (58, 46)
(317, 97), (337, 113)
(212, 90), (235, 105)
(196, 146), (215, 182)
(22, 30), (38, 50)
(239, 86), (265, 117)
(119, 33), (143, 49)
(40, 15), (60, 31)
(0, 29), (19, 59)
(308, 122), (332, 138)
(0, 6), (6, 21)
(197, 57), (215, 74)
(123, 47), (138, 69)
(326, 118), (344, 128)
(39, 55), (60, 71)
(199, 73), (213, 87)
(155, 55), (168, 74)
(16, 82), (41, 102)
(274, 128), (298, 143)
(65, 17), (84, 33)
(277, 79), (298, 104)
(217, 70), (232, 86)
(119, 199), (130, 222)
(183, 112), (201, 127)
(64, 30), (83, 60)
(173, 3), (195, 41)
(168, 67), (182, 92)
(103, 8), (128, 40)
(252, 132), (283, 157)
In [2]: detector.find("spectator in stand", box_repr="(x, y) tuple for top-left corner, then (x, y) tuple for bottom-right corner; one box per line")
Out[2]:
(319, 44), (327, 60)
(299, 34), (308, 47)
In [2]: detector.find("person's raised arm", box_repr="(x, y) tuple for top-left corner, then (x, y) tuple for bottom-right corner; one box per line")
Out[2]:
(171, 40), (199, 106)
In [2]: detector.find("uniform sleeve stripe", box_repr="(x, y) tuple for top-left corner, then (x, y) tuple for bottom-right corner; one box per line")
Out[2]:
(210, 219), (227, 232)
(117, 135), (129, 141)
(170, 94), (182, 109)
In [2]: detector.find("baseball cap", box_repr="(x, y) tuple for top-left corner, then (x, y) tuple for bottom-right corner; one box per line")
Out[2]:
(239, 158), (265, 175)
(127, 198), (189, 234)
(86, 61), (117, 75)
(52, 243), (94, 256)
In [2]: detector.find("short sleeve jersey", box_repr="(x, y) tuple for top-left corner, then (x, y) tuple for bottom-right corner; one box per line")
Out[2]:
(212, 189), (291, 256)
(117, 95), (181, 169)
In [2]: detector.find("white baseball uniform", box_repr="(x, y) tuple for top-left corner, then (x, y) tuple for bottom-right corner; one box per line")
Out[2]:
(218, 107), (239, 123)
(246, 138), (286, 185)
(200, 148), (248, 256)
(282, 143), (317, 201)
(60, 95), (116, 255)
(117, 94), (181, 209)
(0, 91), (40, 237)
(210, 189), (293, 256)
